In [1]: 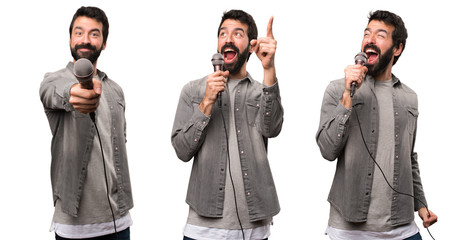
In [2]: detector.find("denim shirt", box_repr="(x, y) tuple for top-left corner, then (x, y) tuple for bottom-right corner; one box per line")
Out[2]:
(315, 75), (427, 226)
(171, 73), (283, 222)
(39, 62), (133, 217)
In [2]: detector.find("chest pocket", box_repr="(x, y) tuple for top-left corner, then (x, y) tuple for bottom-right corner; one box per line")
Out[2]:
(406, 107), (418, 135)
(246, 99), (260, 127)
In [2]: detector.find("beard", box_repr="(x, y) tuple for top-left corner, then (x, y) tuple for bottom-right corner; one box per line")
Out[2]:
(220, 43), (250, 74)
(71, 43), (103, 64)
(364, 44), (394, 77)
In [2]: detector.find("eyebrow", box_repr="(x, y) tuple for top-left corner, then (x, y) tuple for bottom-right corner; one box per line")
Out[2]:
(74, 26), (101, 33)
(219, 27), (245, 33)
(364, 27), (388, 34)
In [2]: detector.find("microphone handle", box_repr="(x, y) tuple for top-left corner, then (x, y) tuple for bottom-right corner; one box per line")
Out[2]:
(78, 78), (96, 122)
(79, 79), (94, 90)
(214, 65), (223, 107)
(350, 81), (357, 98)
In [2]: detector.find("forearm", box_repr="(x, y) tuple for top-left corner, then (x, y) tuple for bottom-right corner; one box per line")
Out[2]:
(260, 81), (283, 137)
(316, 84), (352, 161)
(39, 77), (75, 112)
(411, 152), (428, 210)
(263, 66), (277, 87)
(171, 89), (210, 161)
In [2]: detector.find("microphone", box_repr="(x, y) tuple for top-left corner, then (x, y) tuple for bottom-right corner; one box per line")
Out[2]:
(211, 53), (224, 107)
(350, 52), (368, 98)
(73, 58), (96, 122)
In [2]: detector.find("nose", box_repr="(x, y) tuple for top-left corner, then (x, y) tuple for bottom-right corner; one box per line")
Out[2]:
(224, 33), (233, 44)
(81, 33), (91, 44)
(366, 34), (376, 45)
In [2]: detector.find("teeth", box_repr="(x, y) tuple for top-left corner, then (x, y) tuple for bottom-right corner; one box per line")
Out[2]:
(224, 49), (235, 53)
(366, 49), (377, 54)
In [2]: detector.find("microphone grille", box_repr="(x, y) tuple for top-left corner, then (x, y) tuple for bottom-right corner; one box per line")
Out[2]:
(211, 53), (224, 66)
(355, 52), (368, 66)
(73, 58), (94, 79)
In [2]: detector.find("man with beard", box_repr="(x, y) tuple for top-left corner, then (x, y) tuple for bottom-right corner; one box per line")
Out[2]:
(40, 6), (133, 240)
(172, 9), (283, 240)
(316, 10), (437, 239)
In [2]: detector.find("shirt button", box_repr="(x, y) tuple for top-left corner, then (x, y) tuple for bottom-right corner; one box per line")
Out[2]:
(244, 172), (248, 176)
(241, 151), (244, 154)
(344, 114), (347, 118)
(247, 192), (251, 196)
(337, 134), (341, 137)
(256, 104), (260, 107)
(265, 92), (269, 95)
(237, 90), (241, 93)
(237, 130), (241, 133)
(395, 112), (398, 115)
(236, 108), (239, 111)
(396, 155), (399, 159)
(266, 112), (270, 115)
(202, 121), (206, 125)
(194, 138), (198, 142)
(115, 147), (118, 151)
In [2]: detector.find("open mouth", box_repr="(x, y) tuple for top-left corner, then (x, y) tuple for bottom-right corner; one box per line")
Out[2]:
(365, 48), (379, 64)
(223, 48), (237, 64)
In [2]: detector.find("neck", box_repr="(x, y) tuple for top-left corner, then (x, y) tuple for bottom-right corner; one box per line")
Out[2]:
(229, 62), (247, 79)
(374, 62), (393, 81)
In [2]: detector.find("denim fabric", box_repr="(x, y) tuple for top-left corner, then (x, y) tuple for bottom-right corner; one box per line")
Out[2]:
(172, 74), (283, 221)
(316, 75), (427, 226)
(404, 232), (422, 240)
(56, 227), (130, 240)
(40, 62), (133, 217)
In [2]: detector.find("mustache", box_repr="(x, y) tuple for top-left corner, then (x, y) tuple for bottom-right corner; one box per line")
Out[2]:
(220, 43), (240, 54)
(75, 43), (97, 51)
(363, 44), (381, 55)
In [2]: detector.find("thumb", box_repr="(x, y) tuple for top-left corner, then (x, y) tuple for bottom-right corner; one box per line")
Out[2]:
(93, 78), (102, 95)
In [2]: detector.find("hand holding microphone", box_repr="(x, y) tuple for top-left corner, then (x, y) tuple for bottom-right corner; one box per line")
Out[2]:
(199, 53), (228, 115)
(350, 52), (368, 97)
(70, 58), (101, 118)
(211, 53), (225, 107)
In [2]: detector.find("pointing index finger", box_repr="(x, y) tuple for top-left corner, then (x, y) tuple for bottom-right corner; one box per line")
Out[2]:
(266, 16), (274, 39)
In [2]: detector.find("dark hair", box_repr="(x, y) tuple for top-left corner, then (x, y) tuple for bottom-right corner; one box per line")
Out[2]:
(218, 10), (258, 41)
(368, 10), (407, 65)
(69, 6), (109, 44)
(218, 10), (257, 60)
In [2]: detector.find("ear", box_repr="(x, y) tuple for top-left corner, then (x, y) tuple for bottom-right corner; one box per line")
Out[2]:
(102, 42), (107, 51)
(249, 39), (256, 54)
(393, 42), (403, 57)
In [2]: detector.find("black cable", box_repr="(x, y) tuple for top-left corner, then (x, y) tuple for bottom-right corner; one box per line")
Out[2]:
(219, 100), (246, 240)
(352, 107), (435, 240)
(92, 116), (119, 240)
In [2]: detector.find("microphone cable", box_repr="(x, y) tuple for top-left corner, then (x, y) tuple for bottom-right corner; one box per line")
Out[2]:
(352, 105), (435, 240)
(218, 93), (246, 240)
(91, 116), (119, 240)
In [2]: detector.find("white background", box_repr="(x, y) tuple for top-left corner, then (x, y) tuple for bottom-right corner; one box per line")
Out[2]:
(1, 0), (459, 239)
